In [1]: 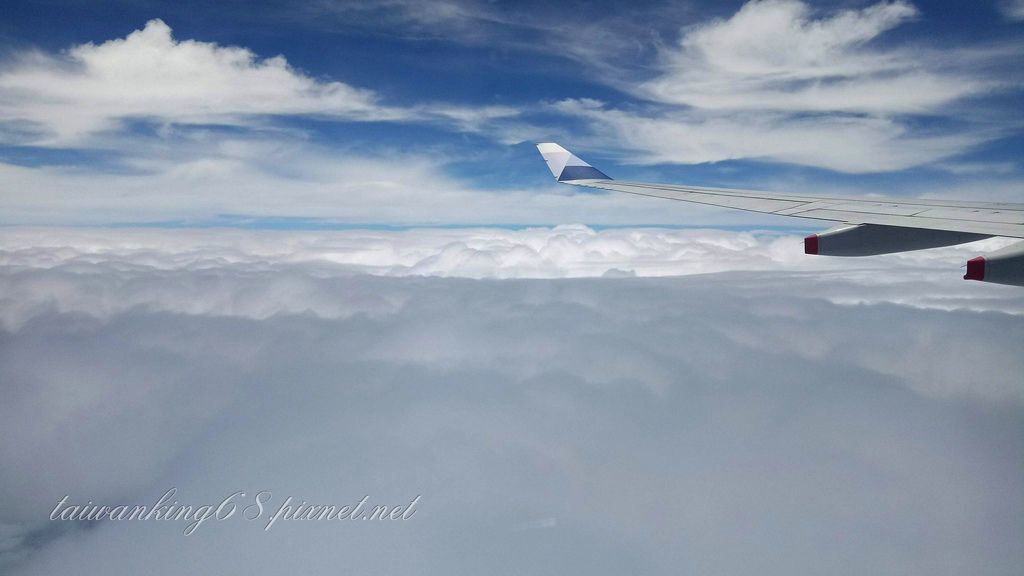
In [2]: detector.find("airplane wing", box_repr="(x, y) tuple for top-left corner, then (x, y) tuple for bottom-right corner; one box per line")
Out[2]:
(536, 142), (1024, 286)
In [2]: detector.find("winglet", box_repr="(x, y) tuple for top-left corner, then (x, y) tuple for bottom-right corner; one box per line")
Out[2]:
(536, 143), (612, 182)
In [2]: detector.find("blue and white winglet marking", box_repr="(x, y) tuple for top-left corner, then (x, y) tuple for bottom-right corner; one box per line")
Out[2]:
(536, 142), (611, 182)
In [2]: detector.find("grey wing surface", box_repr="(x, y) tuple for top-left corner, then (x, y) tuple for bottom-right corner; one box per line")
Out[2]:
(535, 142), (1024, 286)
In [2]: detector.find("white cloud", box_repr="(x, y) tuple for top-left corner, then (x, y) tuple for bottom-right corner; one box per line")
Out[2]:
(551, 98), (985, 173)
(0, 231), (1022, 574)
(0, 19), (519, 146)
(0, 20), (390, 145)
(0, 128), (825, 227)
(0, 228), (1017, 326)
(640, 0), (993, 114)
(1000, 0), (1024, 20)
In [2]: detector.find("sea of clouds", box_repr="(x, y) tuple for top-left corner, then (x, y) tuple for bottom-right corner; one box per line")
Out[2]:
(1, 227), (1021, 575)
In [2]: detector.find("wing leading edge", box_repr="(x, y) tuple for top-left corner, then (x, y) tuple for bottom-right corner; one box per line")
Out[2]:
(535, 143), (1024, 286)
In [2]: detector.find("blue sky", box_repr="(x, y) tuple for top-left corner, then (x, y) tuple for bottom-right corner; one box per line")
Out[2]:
(0, 0), (1022, 226)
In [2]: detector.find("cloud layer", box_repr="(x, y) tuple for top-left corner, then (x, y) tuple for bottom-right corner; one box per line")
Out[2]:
(1, 225), (1016, 281)
(0, 228), (1021, 575)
